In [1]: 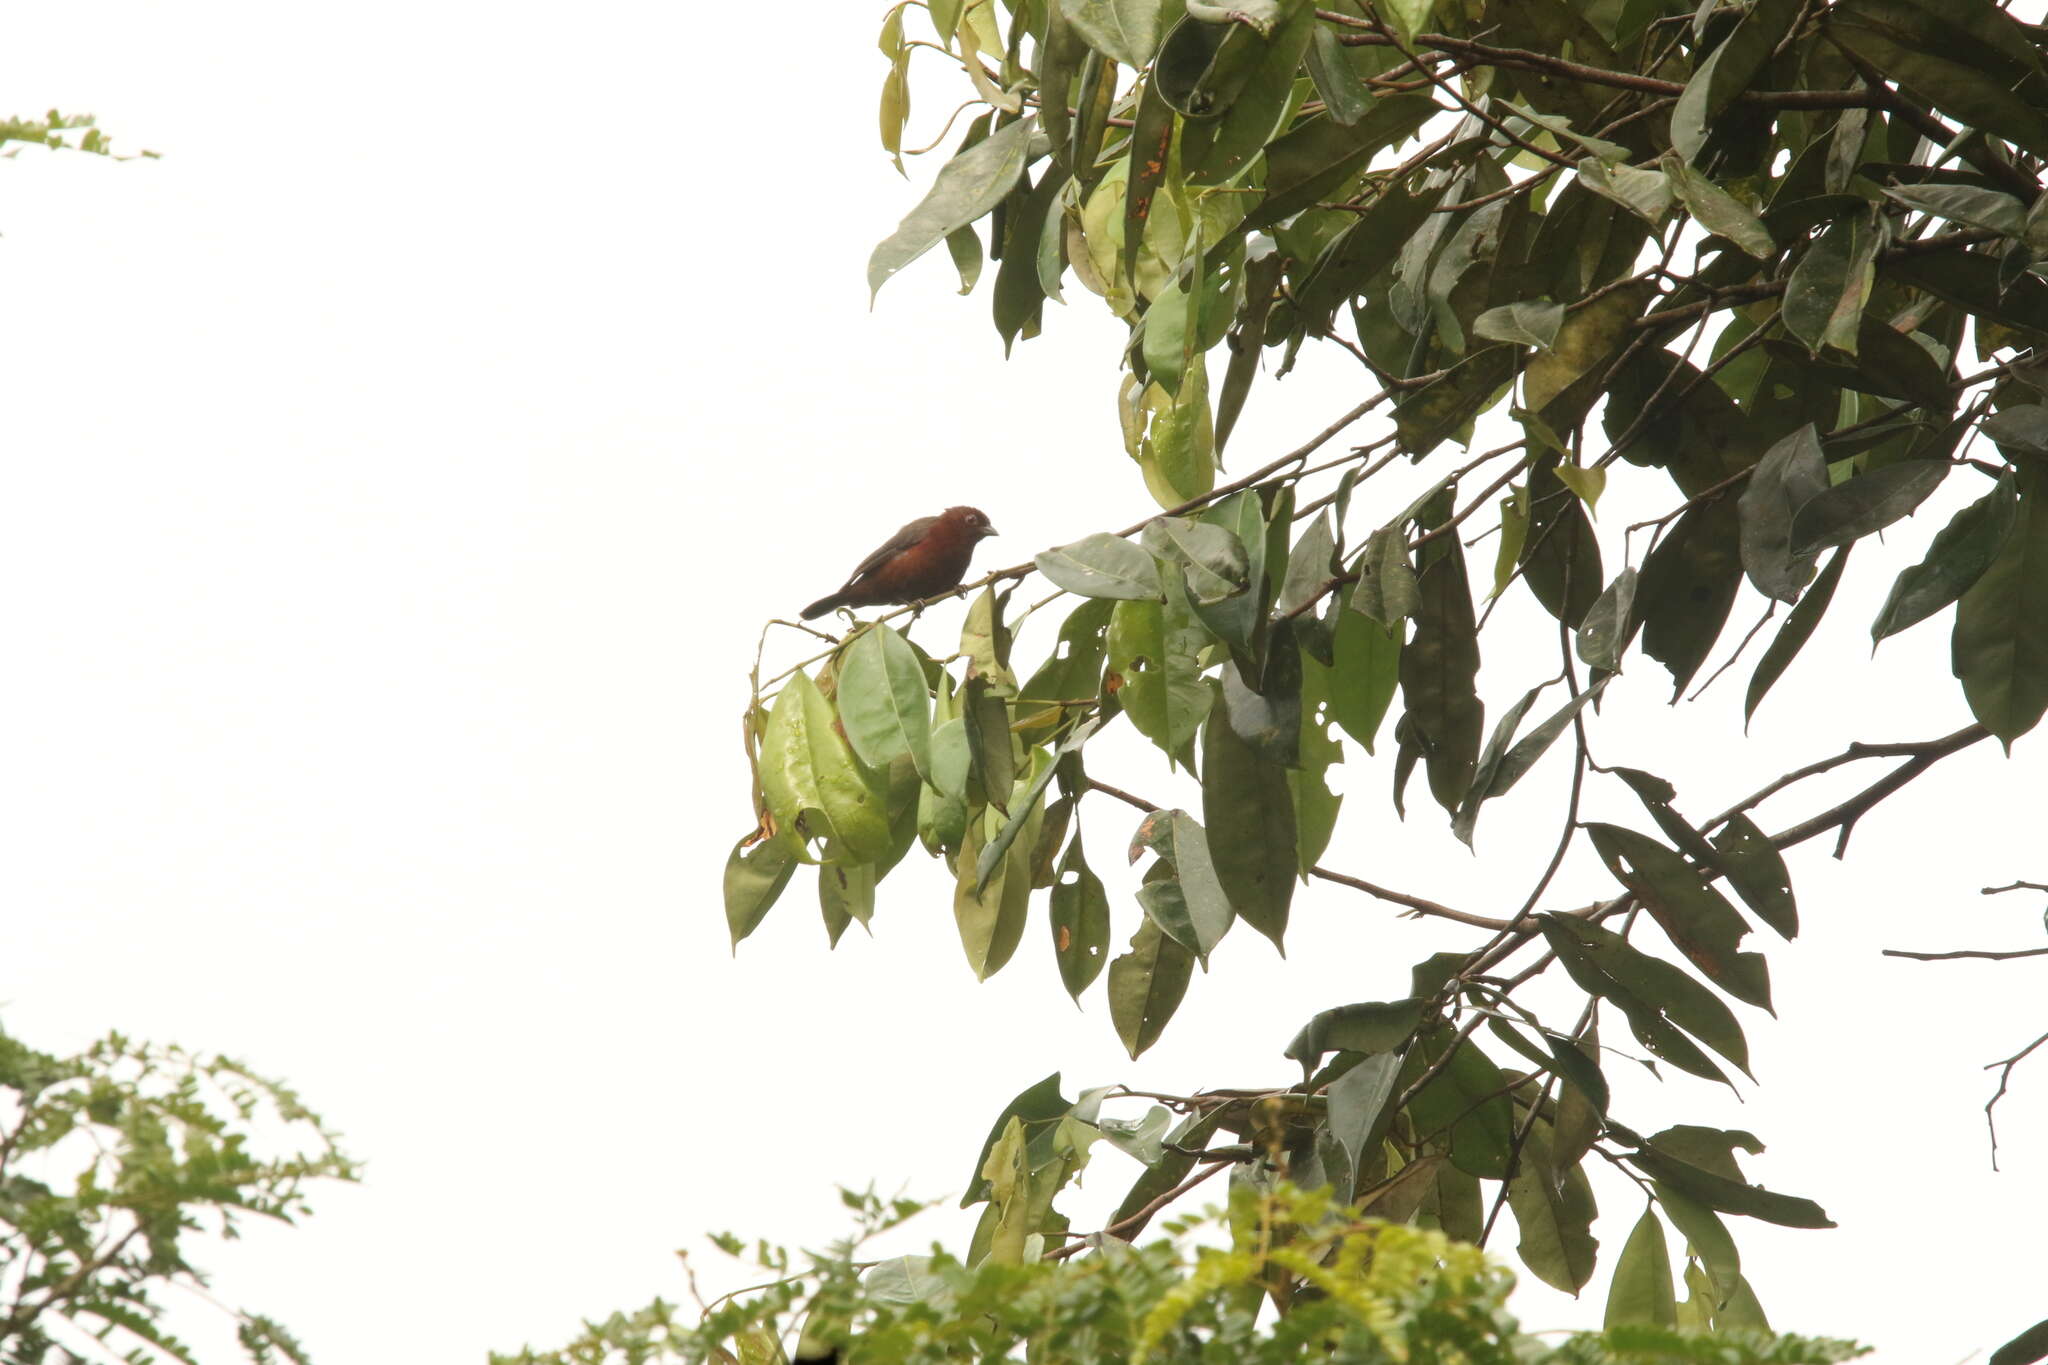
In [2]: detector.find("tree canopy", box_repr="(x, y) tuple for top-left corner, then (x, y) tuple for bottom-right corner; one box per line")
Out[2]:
(729, 0), (2048, 1355)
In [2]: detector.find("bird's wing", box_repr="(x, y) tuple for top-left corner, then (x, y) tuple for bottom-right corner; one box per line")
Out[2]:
(844, 515), (941, 584)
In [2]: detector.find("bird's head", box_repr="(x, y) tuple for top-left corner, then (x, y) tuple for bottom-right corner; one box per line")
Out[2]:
(947, 506), (999, 539)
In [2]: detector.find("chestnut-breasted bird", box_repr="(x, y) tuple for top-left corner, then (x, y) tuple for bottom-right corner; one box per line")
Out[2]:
(800, 506), (998, 620)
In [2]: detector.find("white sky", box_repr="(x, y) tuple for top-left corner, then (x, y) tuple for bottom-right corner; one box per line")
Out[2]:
(2, 4), (2045, 1361)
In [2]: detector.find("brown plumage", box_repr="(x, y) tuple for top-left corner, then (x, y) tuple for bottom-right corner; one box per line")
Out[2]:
(800, 506), (998, 620)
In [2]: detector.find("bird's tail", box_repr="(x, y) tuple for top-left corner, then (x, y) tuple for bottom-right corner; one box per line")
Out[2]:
(800, 593), (846, 621)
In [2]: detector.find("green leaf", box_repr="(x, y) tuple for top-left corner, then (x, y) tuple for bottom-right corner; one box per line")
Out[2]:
(1350, 526), (1420, 627)
(1393, 345), (1518, 458)
(1380, 0), (1437, 43)
(1140, 516), (1250, 605)
(1781, 212), (1881, 355)
(1791, 460), (1948, 554)
(1630, 1144), (1835, 1228)
(954, 799), (1038, 980)
(1586, 823), (1771, 1011)
(1051, 829), (1112, 1000)
(962, 1073), (1070, 1206)
(1577, 567), (1638, 672)
(838, 625), (935, 784)
(960, 674), (1016, 814)
(724, 837), (797, 949)
(1606, 1209), (1677, 1328)
(1109, 578), (1214, 760)
(1872, 476), (2018, 645)
(1017, 598), (1115, 732)
(1328, 1053), (1402, 1187)
(1521, 455), (1606, 626)
(978, 719), (1101, 892)
(1711, 814), (1798, 940)
(1244, 95), (1439, 230)
(1983, 404), (2048, 457)
(1061, 0), (1174, 67)
(1408, 1028), (1515, 1180)
(1638, 498), (1743, 698)
(1553, 464), (1606, 515)
(1399, 522), (1484, 814)
(1474, 300), (1566, 349)
(1540, 914), (1746, 1083)
(818, 855), (876, 947)
(919, 709), (971, 856)
(1881, 182), (2027, 238)
(1273, 511), (1338, 616)
(1036, 532), (1165, 599)
(1738, 424), (1828, 603)
(1108, 917), (1196, 1059)
(1455, 678), (1608, 846)
(869, 118), (1033, 300)
(1661, 153), (1775, 258)
(759, 672), (895, 863)
(1992, 1318), (2048, 1365)
(1137, 360), (1218, 510)
(1831, 1), (2048, 159)
(945, 225), (983, 294)
(1286, 998), (1426, 1069)
(1128, 807), (1236, 962)
(1745, 545), (1849, 726)
(1328, 607), (1400, 754)
(1202, 695), (1296, 951)
(1953, 463), (2048, 747)
(1506, 1120), (1600, 1293)
(1575, 156), (1672, 226)
(1652, 1180), (1742, 1308)
(1669, 0), (1800, 161)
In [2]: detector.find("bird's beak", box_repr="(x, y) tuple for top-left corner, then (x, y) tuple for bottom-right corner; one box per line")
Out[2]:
(980, 523), (1000, 538)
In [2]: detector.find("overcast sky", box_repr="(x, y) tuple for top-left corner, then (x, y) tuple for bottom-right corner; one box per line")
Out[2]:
(3, 4), (2045, 1362)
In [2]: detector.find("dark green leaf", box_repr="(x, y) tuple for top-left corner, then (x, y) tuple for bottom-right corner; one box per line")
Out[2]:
(1221, 619), (1302, 765)
(1745, 545), (1850, 725)
(1408, 1028), (1515, 1180)
(1286, 999), (1426, 1069)
(1244, 96), (1439, 230)
(1051, 830), (1113, 999)
(1831, 1), (2048, 159)
(963, 1072), (1070, 1206)
(1992, 1318), (2048, 1365)
(1540, 915), (1748, 1082)
(1108, 916), (1196, 1059)
(1400, 523), (1484, 814)
(1669, 0), (1800, 161)
(1586, 823), (1772, 1011)
(1881, 183), (2026, 238)
(1036, 532), (1165, 599)
(1274, 511), (1338, 617)
(1953, 463), (2048, 747)
(1791, 460), (1948, 554)
(1203, 692), (1297, 951)
(978, 719), (1101, 892)
(1652, 1180), (1742, 1307)
(1738, 424), (1828, 603)
(954, 800), (1036, 980)
(1711, 814), (1798, 940)
(1872, 476), (2018, 644)
(1506, 1119), (1600, 1293)
(1638, 497), (1743, 699)
(1630, 1144), (1835, 1228)
(1109, 579), (1214, 760)
(869, 118), (1033, 299)
(960, 675), (1016, 814)
(1393, 346), (1518, 459)
(1522, 455), (1606, 627)
(1350, 526), (1420, 627)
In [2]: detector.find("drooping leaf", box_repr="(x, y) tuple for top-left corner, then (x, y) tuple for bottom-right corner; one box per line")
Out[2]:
(1109, 577), (1215, 761)
(1629, 1143), (1835, 1228)
(1540, 915), (1747, 1083)
(960, 674), (1017, 814)
(1744, 545), (1849, 725)
(1606, 1208), (1678, 1328)
(1871, 476), (2018, 645)
(1274, 511), (1339, 617)
(1407, 1027), (1515, 1180)
(1711, 814), (1798, 940)
(978, 719), (1101, 892)
(1202, 692), (1296, 950)
(1399, 522), (1484, 814)
(1350, 526), (1420, 628)
(1637, 498), (1743, 699)
(724, 836), (798, 949)
(759, 672), (895, 863)
(1107, 916), (1196, 1059)
(1953, 463), (2048, 747)
(1328, 1053), (1403, 1190)
(1578, 567), (1638, 672)
(1128, 807), (1236, 962)
(1328, 607), (1400, 754)
(1781, 212), (1881, 355)
(954, 795), (1039, 980)
(1737, 424), (1828, 603)
(838, 625), (935, 783)
(1060, 0), (1175, 67)
(1586, 823), (1771, 1011)
(1506, 1119), (1600, 1293)
(869, 118), (1034, 299)
(1050, 829), (1113, 1000)
(1790, 459), (1948, 554)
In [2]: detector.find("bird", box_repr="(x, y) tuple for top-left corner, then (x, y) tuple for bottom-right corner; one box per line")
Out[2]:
(800, 506), (998, 620)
